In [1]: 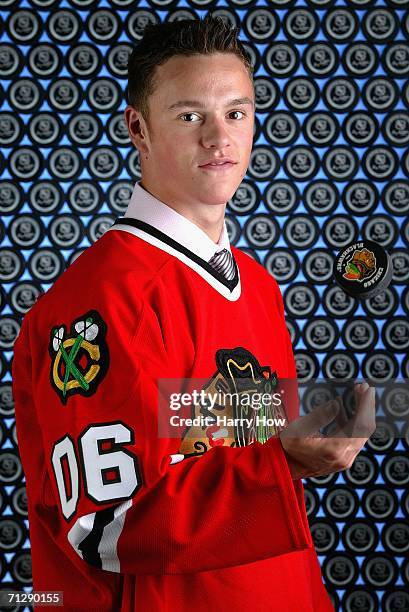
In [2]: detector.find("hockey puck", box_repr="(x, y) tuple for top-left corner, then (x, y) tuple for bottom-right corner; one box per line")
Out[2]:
(333, 239), (393, 300)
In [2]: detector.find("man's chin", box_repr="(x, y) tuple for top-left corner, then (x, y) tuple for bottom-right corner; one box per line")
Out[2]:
(197, 179), (241, 202)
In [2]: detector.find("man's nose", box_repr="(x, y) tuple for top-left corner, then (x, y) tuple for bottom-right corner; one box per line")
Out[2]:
(200, 118), (231, 148)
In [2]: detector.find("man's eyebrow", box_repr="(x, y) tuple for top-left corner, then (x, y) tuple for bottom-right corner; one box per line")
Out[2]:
(167, 97), (255, 111)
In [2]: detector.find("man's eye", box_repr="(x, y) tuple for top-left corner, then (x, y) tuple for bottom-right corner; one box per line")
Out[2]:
(180, 113), (200, 122)
(179, 111), (246, 122)
(229, 110), (245, 120)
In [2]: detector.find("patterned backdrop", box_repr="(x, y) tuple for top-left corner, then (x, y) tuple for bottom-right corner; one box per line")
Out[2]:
(1, 1), (409, 610)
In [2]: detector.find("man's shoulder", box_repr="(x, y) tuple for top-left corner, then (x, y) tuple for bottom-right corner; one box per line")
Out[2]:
(28, 229), (172, 320)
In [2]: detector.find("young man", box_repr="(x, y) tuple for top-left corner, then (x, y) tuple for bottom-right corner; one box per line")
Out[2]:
(12, 14), (374, 611)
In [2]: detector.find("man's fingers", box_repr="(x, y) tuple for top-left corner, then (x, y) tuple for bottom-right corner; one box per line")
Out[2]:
(332, 396), (349, 429)
(281, 399), (340, 439)
(343, 386), (376, 437)
(281, 382), (376, 478)
(354, 381), (369, 396)
(355, 385), (376, 433)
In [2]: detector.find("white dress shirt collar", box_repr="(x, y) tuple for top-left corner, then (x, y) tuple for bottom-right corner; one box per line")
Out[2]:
(124, 181), (231, 262)
(107, 180), (241, 301)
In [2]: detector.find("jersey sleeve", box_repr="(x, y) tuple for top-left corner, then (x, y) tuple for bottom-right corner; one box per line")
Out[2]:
(12, 291), (312, 578)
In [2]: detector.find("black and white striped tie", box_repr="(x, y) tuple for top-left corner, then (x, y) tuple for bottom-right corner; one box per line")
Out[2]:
(208, 248), (236, 281)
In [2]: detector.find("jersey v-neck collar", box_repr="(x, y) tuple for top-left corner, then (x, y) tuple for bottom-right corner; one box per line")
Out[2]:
(106, 181), (241, 302)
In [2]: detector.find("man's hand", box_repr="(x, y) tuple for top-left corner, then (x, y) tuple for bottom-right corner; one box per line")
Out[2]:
(279, 382), (376, 480)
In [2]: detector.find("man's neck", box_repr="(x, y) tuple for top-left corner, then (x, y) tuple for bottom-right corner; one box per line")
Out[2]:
(139, 180), (226, 245)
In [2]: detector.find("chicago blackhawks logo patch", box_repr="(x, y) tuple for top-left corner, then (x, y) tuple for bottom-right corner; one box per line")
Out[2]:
(177, 346), (287, 460)
(49, 310), (109, 404)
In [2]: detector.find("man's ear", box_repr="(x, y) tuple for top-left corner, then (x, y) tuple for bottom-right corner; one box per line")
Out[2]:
(124, 105), (150, 156)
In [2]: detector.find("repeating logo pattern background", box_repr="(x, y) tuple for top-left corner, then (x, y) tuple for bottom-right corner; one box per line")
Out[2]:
(0, 1), (409, 609)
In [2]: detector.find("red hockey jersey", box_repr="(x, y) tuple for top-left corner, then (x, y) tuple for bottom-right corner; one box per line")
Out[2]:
(12, 212), (334, 611)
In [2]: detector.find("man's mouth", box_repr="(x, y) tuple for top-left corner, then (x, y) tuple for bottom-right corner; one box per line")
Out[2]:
(205, 161), (231, 166)
(199, 162), (236, 171)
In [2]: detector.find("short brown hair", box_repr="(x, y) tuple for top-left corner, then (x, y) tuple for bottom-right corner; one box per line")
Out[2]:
(126, 13), (254, 128)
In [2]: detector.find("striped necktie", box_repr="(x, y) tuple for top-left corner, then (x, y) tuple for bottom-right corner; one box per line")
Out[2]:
(208, 248), (236, 281)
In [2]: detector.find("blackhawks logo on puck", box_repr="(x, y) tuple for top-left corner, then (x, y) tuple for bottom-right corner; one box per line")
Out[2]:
(343, 247), (376, 282)
(49, 310), (109, 404)
(333, 239), (392, 300)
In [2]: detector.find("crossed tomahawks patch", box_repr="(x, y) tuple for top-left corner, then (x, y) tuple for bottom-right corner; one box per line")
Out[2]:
(49, 310), (109, 405)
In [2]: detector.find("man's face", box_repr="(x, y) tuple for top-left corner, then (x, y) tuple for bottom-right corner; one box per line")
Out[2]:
(125, 52), (255, 207)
